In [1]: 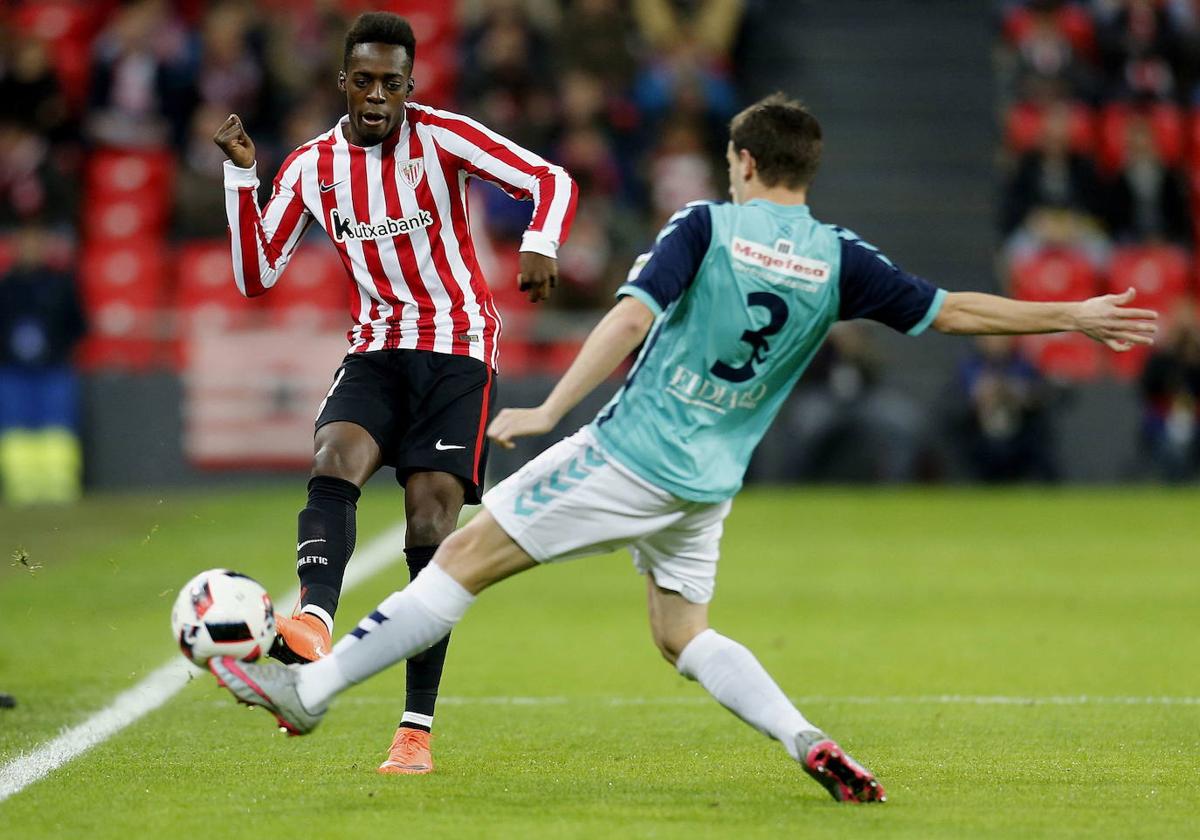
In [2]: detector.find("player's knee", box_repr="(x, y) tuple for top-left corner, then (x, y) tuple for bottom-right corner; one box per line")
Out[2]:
(404, 474), (466, 545)
(311, 443), (357, 482)
(406, 500), (459, 545)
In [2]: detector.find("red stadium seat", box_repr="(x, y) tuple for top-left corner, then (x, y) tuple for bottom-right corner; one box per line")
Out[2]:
(1010, 248), (1103, 380)
(496, 337), (536, 376)
(1010, 248), (1099, 302)
(175, 240), (259, 332)
(1106, 245), (1191, 378)
(78, 241), (166, 309)
(75, 242), (167, 371)
(1004, 102), (1095, 155)
(1097, 103), (1184, 173)
(82, 192), (171, 243)
(264, 244), (349, 329)
(87, 149), (174, 199)
(1001, 4), (1096, 59)
(10, 0), (104, 109)
(1108, 244), (1190, 309)
(83, 150), (175, 243)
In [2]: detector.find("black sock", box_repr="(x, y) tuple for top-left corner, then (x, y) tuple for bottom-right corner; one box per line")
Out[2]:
(399, 545), (450, 732)
(296, 475), (360, 625)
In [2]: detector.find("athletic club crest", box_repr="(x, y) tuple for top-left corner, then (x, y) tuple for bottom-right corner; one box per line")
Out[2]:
(397, 158), (424, 189)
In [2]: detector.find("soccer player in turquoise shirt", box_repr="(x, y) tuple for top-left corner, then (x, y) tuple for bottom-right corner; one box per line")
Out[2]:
(210, 95), (1158, 803)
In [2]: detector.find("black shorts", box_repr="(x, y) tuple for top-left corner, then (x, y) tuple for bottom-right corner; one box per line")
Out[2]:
(315, 350), (496, 504)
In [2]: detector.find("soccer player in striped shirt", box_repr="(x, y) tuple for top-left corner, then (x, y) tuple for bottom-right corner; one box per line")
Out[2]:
(209, 96), (1155, 801)
(211, 12), (577, 775)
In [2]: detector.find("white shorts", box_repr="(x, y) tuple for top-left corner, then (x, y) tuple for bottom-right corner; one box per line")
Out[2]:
(483, 428), (731, 604)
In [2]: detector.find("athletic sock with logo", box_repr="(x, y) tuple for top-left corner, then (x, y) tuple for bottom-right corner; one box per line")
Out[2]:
(296, 475), (361, 630)
(298, 563), (475, 711)
(398, 546), (449, 733)
(676, 629), (818, 761)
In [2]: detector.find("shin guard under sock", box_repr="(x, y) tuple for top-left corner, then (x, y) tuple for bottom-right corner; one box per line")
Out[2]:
(296, 475), (360, 629)
(399, 545), (449, 732)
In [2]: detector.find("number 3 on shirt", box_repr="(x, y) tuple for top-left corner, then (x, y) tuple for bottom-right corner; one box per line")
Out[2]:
(710, 291), (788, 384)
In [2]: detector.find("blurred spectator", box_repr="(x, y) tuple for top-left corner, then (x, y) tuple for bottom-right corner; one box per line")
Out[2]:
(1096, 0), (1183, 100)
(778, 323), (924, 483)
(191, 3), (267, 126)
(955, 335), (1057, 482)
(86, 0), (195, 149)
(261, 0), (347, 104)
(631, 41), (739, 154)
(1002, 103), (1107, 261)
(557, 0), (638, 88)
(648, 118), (719, 226)
(0, 221), (86, 506)
(0, 120), (73, 226)
(1000, 0), (1099, 101)
(0, 37), (71, 141)
(1105, 114), (1192, 242)
(632, 0), (746, 58)
(173, 103), (236, 238)
(1139, 302), (1200, 480)
(460, 0), (558, 151)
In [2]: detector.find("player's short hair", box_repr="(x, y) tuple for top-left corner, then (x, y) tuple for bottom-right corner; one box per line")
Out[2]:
(729, 94), (823, 189)
(343, 12), (417, 70)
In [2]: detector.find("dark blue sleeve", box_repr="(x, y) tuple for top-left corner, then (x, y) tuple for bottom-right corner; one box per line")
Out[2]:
(617, 203), (712, 315)
(837, 231), (946, 335)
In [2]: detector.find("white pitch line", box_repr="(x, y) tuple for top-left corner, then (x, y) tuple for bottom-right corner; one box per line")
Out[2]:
(330, 694), (1200, 708)
(0, 522), (409, 804)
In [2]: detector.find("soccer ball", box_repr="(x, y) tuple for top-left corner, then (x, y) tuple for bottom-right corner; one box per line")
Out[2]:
(170, 569), (276, 667)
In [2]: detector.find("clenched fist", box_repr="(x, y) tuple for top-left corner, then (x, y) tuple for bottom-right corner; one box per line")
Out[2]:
(213, 113), (256, 169)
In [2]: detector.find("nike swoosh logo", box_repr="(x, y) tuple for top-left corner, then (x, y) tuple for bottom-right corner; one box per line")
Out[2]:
(435, 440), (466, 451)
(297, 538), (327, 552)
(318, 179), (344, 193)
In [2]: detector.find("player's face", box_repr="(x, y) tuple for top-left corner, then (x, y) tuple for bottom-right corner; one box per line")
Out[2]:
(339, 43), (412, 146)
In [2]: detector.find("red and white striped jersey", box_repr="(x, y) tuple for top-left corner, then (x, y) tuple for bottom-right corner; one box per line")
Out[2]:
(222, 102), (578, 367)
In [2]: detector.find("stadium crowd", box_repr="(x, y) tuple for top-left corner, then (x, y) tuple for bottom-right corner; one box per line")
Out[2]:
(1, 1), (1196, 501)
(996, 0), (1200, 479)
(0, 0), (751, 502)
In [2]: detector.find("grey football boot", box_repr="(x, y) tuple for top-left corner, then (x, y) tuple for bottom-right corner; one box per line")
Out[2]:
(209, 656), (326, 735)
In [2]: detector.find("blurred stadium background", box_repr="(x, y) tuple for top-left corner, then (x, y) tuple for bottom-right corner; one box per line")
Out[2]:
(2, 0), (1200, 507)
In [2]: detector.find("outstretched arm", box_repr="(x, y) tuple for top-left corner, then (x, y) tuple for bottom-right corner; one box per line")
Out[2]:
(488, 297), (656, 448)
(932, 287), (1158, 351)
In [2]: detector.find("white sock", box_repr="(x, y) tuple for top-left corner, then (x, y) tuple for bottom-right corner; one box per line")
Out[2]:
(676, 629), (817, 760)
(300, 604), (334, 635)
(296, 563), (475, 711)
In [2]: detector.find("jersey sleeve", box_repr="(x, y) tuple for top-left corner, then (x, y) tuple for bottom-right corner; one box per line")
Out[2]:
(223, 149), (315, 297)
(418, 108), (578, 259)
(836, 230), (947, 335)
(617, 203), (713, 316)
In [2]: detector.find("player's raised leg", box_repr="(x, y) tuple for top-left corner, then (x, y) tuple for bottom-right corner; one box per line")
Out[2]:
(212, 510), (535, 734)
(647, 581), (885, 803)
(272, 420), (380, 664)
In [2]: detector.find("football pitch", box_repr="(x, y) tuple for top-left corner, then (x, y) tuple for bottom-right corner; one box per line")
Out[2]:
(1, 485), (1197, 838)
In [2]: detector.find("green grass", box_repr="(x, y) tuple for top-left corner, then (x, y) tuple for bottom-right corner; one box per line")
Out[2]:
(1, 486), (1198, 838)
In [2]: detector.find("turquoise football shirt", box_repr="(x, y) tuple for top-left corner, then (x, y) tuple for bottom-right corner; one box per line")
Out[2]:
(588, 199), (946, 503)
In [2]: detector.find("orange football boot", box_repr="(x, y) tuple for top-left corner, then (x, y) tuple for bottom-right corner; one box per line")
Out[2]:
(377, 728), (434, 775)
(270, 612), (331, 664)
